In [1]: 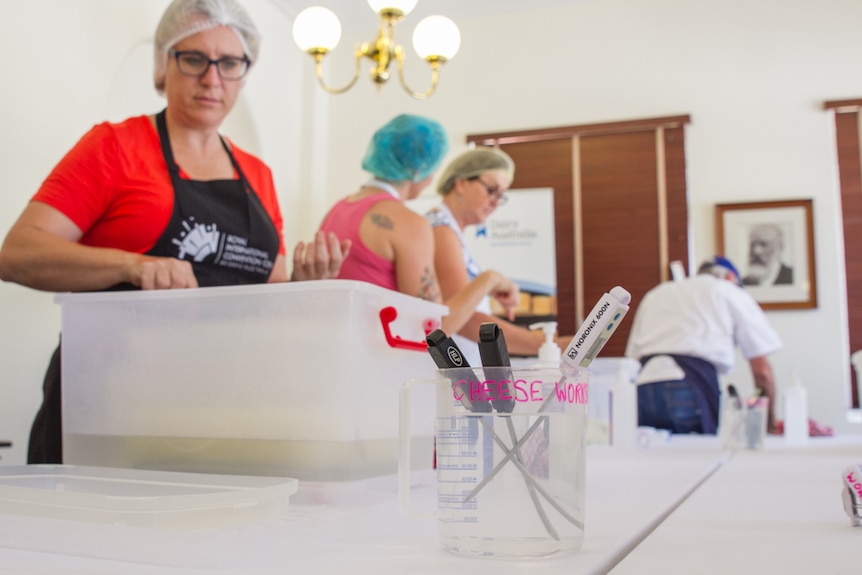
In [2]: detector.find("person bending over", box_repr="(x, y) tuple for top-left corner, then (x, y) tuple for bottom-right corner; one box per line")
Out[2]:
(625, 256), (782, 434)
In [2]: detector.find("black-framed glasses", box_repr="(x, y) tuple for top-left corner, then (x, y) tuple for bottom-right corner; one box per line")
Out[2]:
(170, 50), (252, 80)
(471, 177), (508, 205)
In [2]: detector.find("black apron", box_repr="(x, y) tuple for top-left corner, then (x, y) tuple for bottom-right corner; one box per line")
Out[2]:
(27, 110), (280, 463)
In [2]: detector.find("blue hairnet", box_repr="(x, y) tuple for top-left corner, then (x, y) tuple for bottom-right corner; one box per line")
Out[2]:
(361, 114), (448, 182)
(704, 255), (743, 286)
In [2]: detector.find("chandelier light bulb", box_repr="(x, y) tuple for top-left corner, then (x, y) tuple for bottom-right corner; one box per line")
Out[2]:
(295, 2), (456, 98)
(292, 6), (342, 52)
(413, 15), (461, 60)
(367, 0), (418, 16)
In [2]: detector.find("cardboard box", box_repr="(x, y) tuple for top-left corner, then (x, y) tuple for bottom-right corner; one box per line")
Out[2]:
(57, 280), (446, 481)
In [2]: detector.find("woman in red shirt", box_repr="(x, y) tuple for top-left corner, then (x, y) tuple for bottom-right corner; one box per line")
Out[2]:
(0, 0), (349, 463)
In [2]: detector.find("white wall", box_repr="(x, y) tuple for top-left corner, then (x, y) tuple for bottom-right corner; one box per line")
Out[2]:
(1, 0), (860, 463)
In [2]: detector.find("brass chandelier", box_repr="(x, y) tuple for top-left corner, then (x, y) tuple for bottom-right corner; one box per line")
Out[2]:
(292, 0), (461, 99)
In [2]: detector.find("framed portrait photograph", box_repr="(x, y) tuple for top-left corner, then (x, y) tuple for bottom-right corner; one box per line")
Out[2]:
(715, 199), (816, 310)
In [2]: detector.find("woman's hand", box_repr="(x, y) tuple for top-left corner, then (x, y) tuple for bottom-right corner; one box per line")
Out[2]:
(485, 271), (521, 321)
(131, 255), (198, 290)
(291, 231), (352, 281)
(0, 202), (200, 292)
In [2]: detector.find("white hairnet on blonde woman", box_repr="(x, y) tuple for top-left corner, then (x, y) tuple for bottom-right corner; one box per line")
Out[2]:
(153, 0), (261, 94)
(436, 147), (515, 195)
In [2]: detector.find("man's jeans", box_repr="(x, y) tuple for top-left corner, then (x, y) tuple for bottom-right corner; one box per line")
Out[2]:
(637, 380), (704, 434)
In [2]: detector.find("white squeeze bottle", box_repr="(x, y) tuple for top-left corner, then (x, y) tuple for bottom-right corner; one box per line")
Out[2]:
(610, 362), (637, 449)
(530, 321), (561, 367)
(783, 370), (809, 446)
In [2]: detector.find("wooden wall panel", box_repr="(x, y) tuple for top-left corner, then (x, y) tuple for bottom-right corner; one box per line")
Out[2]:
(580, 131), (661, 357)
(664, 126), (691, 270)
(834, 110), (862, 408)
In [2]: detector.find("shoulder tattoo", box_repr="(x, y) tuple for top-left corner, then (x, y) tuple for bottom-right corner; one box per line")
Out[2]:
(370, 213), (394, 231)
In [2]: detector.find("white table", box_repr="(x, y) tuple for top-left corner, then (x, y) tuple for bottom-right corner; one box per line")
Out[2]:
(0, 440), (726, 574)
(609, 435), (862, 574)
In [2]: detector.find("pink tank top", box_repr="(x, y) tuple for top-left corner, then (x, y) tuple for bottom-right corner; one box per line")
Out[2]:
(319, 193), (398, 290)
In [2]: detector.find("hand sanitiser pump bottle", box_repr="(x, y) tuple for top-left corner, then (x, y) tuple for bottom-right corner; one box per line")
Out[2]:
(610, 362), (637, 449)
(530, 321), (561, 367)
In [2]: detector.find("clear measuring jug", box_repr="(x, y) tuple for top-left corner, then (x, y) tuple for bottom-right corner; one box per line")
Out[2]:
(399, 365), (589, 559)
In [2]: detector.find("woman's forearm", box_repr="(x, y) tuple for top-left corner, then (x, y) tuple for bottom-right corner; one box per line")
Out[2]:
(0, 226), (141, 292)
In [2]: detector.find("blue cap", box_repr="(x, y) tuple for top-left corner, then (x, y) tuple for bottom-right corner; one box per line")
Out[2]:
(710, 255), (742, 286)
(361, 114), (448, 183)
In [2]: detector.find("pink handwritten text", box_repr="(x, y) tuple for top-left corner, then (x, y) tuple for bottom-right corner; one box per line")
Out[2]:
(554, 381), (589, 405)
(451, 379), (589, 405)
(453, 379), (543, 403)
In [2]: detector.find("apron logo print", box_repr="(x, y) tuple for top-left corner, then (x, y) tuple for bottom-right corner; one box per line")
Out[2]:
(172, 217), (221, 262)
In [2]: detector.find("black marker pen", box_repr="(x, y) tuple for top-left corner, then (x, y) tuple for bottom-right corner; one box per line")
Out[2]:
(477, 322), (516, 414)
(425, 329), (491, 413)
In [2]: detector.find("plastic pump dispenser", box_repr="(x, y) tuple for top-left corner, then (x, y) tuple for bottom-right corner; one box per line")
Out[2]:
(530, 321), (561, 367)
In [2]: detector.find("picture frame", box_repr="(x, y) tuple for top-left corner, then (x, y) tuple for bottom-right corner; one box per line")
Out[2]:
(715, 199), (816, 310)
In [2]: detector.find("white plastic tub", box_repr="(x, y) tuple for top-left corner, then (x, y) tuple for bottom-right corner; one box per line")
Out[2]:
(57, 280), (446, 480)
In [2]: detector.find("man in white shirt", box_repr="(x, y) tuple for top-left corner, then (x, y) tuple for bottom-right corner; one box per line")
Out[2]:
(625, 256), (782, 434)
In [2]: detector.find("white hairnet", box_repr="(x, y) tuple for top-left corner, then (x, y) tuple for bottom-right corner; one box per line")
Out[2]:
(436, 147), (515, 195)
(153, 0), (261, 94)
